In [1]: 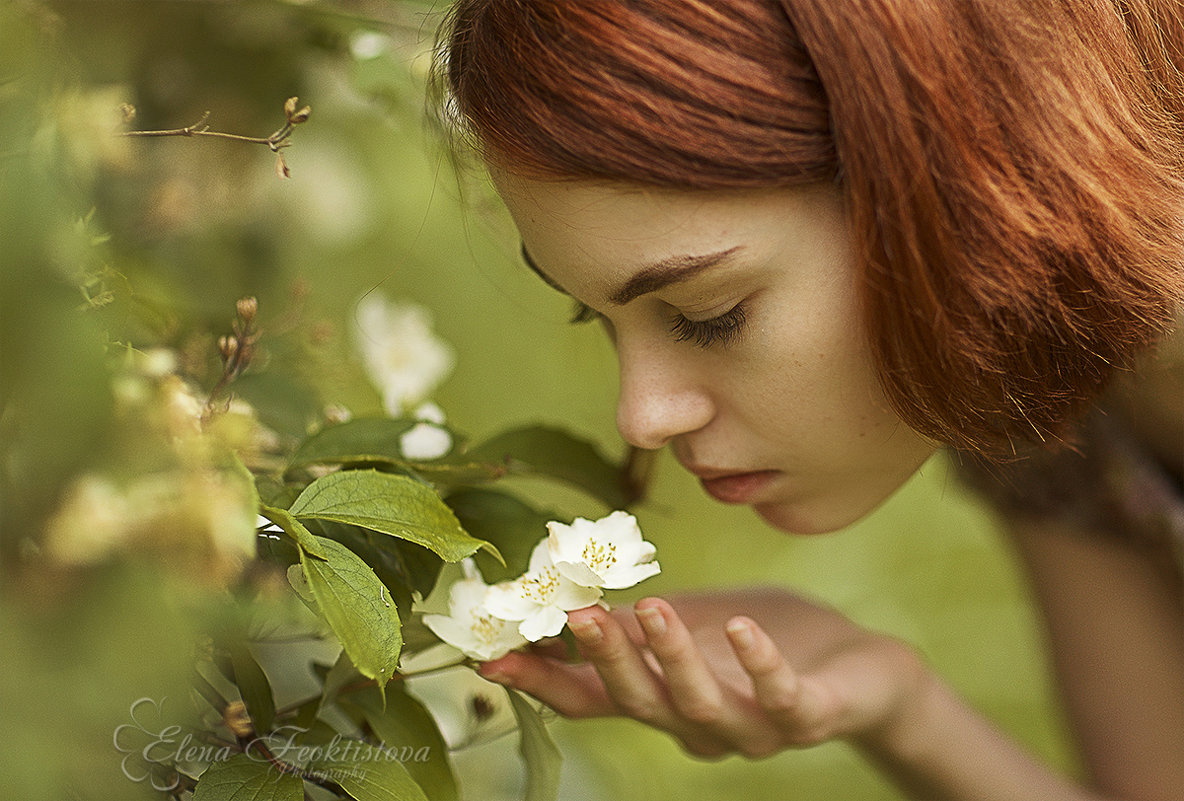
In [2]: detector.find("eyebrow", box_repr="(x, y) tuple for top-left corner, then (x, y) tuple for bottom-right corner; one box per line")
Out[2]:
(520, 244), (744, 305)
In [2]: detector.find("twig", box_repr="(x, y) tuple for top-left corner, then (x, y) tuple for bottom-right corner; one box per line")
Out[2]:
(121, 97), (310, 177)
(203, 296), (259, 425)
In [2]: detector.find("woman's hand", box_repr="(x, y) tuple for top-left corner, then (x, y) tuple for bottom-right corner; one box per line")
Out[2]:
(477, 587), (931, 759)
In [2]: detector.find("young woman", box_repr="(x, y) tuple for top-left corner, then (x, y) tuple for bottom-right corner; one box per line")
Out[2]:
(435, 1), (1184, 798)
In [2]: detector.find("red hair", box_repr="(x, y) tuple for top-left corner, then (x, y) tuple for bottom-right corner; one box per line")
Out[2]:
(437, 0), (1184, 457)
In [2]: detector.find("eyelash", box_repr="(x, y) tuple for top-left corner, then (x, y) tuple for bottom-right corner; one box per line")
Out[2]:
(569, 301), (599, 325)
(569, 300), (748, 349)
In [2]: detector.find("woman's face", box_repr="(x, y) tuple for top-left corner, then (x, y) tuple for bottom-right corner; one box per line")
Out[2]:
(493, 173), (937, 534)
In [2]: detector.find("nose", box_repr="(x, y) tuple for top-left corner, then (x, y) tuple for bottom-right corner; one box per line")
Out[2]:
(614, 340), (715, 450)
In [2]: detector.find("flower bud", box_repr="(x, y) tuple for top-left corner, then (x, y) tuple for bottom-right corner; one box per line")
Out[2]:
(236, 296), (258, 324)
(223, 700), (253, 738)
(283, 96), (311, 125)
(218, 335), (239, 362)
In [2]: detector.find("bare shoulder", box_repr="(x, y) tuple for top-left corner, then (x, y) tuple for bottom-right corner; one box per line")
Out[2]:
(1006, 516), (1184, 799)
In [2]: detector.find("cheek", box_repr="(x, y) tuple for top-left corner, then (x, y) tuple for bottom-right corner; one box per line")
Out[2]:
(739, 301), (891, 439)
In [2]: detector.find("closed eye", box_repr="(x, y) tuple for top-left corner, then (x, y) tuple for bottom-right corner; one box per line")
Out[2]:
(571, 298), (748, 349)
(670, 304), (748, 348)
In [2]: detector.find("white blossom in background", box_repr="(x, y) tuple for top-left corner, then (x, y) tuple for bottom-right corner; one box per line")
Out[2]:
(323, 404), (353, 425)
(353, 293), (455, 416)
(484, 540), (605, 642)
(547, 510), (661, 590)
(423, 568), (529, 661)
(398, 401), (453, 461)
(349, 30), (391, 60)
(43, 475), (132, 564)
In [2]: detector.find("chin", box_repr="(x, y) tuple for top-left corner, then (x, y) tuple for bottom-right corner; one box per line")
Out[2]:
(751, 494), (887, 535)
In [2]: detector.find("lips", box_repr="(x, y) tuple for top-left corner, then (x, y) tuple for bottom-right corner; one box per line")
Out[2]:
(691, 468), (781, 504)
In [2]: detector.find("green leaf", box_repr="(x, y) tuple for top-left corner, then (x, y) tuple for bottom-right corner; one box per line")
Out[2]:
(344, 685), (459, 801)
(260, 505), (326, 559)
(467, 426), (631, 508)
(316, 648), (363, 720)
(307, 745), (429, 801)
(310, 520), (444, 623)
(285, 564), (318, 611)
(255, 474), (301, 509)
(288, 418), (418, 470)
(286, 417), (477, 479)
(299, 536), (402, 693)
(288, 470), (501, 564)
(506, 689), (562, 801)
(445, 488), (555, 583)
(192, 754), (303, 801)
(230, 452), (262, 524)
(229, 643), (276, 734)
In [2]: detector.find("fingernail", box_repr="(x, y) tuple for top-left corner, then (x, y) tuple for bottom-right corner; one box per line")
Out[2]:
(569, 617), (602, 645)
(726, 619), (754, 651)
(481, 670), (512, 686)
(636, 606), (667, 638)
(478, 664), (513, 685)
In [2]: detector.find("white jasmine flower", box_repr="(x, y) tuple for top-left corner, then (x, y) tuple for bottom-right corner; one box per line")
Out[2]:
(398, 401), (453, 460)
(423, 574), (529, 661)
(138, 348), (179, 378)
(353, 294), (455, 416)
(409, 401), (446, 425)
(484, 540), (604, 642)
(399, 423), (452, 461)
(349, 30), (391, 60)
(547, 510), (660, 590)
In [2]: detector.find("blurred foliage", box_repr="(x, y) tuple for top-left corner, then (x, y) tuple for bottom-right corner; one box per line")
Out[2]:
(0, 1), (587, 798)
(0, 1), (1080, 800)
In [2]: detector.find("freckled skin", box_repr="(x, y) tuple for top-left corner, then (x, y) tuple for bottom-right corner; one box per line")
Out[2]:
(493, 173), (937, 534)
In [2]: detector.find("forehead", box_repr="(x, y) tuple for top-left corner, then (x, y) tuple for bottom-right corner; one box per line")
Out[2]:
(490, 171), (848, 294)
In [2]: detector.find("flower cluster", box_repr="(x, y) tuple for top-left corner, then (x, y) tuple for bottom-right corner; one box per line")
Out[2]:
(351, 293), (456, 460)
(353, 293), (455, 417)
(423, 511), (660, 660)
(43, 351), (258, 584)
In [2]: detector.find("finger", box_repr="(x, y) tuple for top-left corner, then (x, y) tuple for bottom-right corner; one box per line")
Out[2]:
(478, 651), (614, 718)
(610, 604), (648, 648)
(634, 599), (730, 726)
(725, 616), (809, 723)
(726, 616), (842, 747)
(524, 636), (576, 661)
(566, 605), (677, 727)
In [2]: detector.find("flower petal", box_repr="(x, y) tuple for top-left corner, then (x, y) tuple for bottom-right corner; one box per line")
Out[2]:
(483, 580), (538, 621)
(422, 614), (481, 658)
(553, 559), (603, 587)
(526, 538), (554, 572)
(598, 560), (662, 590)
(553, 579), (604, 611)
(519, 607), (568, 641)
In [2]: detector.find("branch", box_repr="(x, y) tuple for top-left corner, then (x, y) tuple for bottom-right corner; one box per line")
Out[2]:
(203, 296), (260, 425)
(121, 97), (311, 177)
